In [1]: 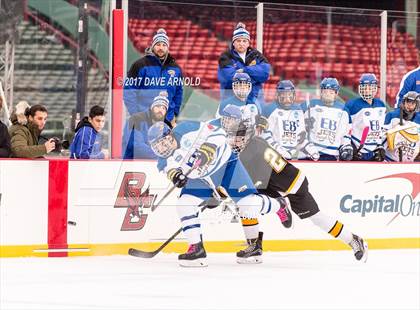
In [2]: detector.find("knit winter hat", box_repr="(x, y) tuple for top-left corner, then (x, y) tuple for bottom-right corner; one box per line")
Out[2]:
(232, 22), (250, 43)
(151, 28), (169, 48)
(150, 91), (169, 110)
(15, 100), (30, 125)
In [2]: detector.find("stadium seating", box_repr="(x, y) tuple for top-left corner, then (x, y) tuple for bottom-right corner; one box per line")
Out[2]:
(127, 15), (418, 104)
(11, 20), (108, 119)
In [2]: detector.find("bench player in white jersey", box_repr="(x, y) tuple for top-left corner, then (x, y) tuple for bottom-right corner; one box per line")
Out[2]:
(345, 73), (387, 161)
(263, 80), (319, 160)
(306, 78), (353, 161)
(383, 91), (420, 161)
(147, 120), (289, 266)
(221, 105), (368, 262)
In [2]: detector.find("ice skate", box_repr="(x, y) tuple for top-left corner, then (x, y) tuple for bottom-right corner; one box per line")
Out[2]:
(276, 197), (292, 228)
(237, 232), (263, 264)
(349, 234), (368, 262)
(178, 242), (207, 267)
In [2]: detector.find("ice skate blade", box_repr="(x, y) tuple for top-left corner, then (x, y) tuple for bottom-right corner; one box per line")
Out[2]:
(236, 256), (263, 264)
(179, 258), (208, 267)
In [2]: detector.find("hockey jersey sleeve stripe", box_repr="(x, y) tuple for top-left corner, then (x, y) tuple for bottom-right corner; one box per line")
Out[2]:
(182, 224), (201, 232)
(180, 213), (199, 222)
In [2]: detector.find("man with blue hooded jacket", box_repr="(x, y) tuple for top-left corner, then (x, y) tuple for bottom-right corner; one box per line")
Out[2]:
(218, 22), (270, 103)
(122, 92), (169, 159)
(124, 28), (183, 127)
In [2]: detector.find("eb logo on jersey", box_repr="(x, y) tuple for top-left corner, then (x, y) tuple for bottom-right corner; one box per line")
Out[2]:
(114, 172), (156, 231)
(320, 118), (337, 131)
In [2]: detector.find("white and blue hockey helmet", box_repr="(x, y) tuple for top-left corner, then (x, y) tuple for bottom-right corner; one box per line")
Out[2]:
(358, 73), (378, 102)
(276, 80), (296, 106)
(147, 121), (176, 158)
(232, 72), (252, 100)
(320, 77), (340, 104)
(221, 104), (255, 153)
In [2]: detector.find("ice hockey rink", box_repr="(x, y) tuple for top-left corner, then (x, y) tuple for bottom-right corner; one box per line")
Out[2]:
(1, 249), (419, 310)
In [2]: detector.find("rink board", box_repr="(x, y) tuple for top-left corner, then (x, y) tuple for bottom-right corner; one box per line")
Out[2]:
(0, 159), (419, 257)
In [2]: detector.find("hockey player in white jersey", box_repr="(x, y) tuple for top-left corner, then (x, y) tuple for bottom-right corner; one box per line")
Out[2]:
(147, 120), (288, 266)
(383, 91), (420, 161)
(306, 78), (353, 161)
(345, 73), (387, 161)
(263, 80), (319, 160)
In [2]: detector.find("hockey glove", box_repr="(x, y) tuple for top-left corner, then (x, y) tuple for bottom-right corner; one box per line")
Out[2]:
(255, 115), (269, 132)
(372, 146), (385, 162)
(194, 142), (218, 167)
(338, 144), (353, 161)
(303, 143), (320, 161)
(167, 168), (188, 188)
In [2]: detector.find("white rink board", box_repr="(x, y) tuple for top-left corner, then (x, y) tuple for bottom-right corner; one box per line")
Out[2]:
(0, 160), (49, 245)
(0, 159), (419, 248)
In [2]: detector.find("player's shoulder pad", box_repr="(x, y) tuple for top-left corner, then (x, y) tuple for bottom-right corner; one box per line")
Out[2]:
(344, 97), (364, 115)
(172, 120), (201, 142)
(372, 98), (387, 108)
(262, 102), (278, 117)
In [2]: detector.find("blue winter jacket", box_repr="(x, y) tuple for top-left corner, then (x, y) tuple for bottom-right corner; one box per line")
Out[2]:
(395, 67), (420, 107)
(122, 110), (157, 159)
(70, 117), (104, 159)
(217, 46), (270, 102)
(123, 49), (183, 122)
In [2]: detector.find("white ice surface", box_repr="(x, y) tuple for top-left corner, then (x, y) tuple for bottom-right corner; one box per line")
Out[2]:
(1, 249), (419, 310)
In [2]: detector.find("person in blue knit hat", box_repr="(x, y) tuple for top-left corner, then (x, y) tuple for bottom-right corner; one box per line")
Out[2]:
(124, 28), (183, 128)
(122, 91), (169, 159)
(218, 22), (270, 104)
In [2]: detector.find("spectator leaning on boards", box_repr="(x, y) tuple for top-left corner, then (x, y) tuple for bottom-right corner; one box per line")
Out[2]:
(9, 102), (55, 158)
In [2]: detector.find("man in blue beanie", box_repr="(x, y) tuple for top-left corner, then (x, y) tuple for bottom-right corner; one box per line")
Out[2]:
(218, 22), (270, 104)
(124, 28), (183, 128)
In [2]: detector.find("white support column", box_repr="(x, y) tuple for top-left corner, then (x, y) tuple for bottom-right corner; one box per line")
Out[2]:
(256, 2), (263, 53)
(380, 10), (387, 103)
(122, 0), (128, 79)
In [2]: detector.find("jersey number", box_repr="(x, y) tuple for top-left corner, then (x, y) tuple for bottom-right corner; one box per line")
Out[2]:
(264, 147), (287, 173)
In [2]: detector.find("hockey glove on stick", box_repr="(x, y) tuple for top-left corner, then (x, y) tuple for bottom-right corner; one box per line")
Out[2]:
(338, 144), (353, 161)
(193, 142), (217, 167)
(167, 168), (188, 188)
(255, 114), (269, 132)
(372, 146), (385, 162)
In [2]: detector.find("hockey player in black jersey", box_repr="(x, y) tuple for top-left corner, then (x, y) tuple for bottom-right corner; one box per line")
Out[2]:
(221, 105), (369, 263)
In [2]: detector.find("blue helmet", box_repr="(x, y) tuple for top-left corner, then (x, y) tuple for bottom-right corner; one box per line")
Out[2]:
(320, 77), (340, 104)
(147, 121), (175, 158)
(232, 72), (252, 100)
(359, 73), (378, 102)
(320, 77), (340, 92)
(359, 73), (378, 85)
(276, 80), (296, 106)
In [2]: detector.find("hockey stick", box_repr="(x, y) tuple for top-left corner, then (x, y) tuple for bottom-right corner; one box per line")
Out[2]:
(129, 200), (209, 258)
(356, 126), (369, 156)
(151, 159), (201, 212)
(128, 181), (244, 258)
(398, 106), (403, 162)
